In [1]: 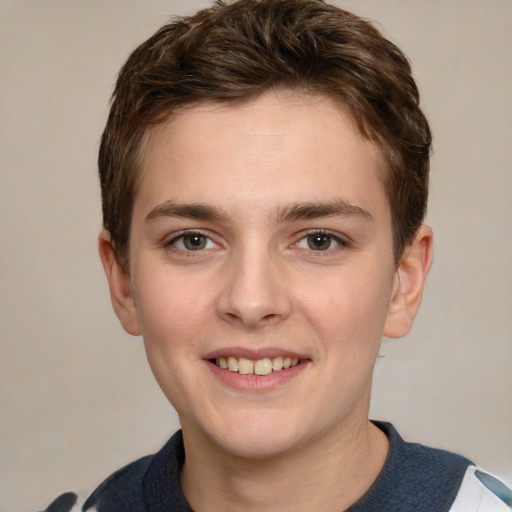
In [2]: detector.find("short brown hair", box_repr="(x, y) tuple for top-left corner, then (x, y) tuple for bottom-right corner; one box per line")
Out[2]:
(99, 0), (431, 270)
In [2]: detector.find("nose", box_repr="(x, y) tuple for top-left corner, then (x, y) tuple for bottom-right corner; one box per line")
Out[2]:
(216, 246), (292, 329)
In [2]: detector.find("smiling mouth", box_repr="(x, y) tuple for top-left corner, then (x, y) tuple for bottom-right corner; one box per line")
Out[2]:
(212, 356), (300, 375)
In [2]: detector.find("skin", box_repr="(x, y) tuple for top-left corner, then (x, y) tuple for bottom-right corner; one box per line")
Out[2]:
(99, 90), (433, 511)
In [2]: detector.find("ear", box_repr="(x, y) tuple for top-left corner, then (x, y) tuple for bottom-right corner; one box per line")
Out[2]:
(383, 225), (433, 338)
(98, 230), (141, 336)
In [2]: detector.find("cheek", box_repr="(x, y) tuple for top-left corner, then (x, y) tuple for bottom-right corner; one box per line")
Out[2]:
(134, 271), (212, 384)
(135, 264), (211, 337)
(136, 287), (210, 417)
(298, 266), (393, 353)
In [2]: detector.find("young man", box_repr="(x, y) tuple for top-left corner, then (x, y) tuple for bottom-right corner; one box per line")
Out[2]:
(41, 1), (511, 511)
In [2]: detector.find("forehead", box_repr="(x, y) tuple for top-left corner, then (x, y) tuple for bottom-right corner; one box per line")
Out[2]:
(135, 90), (387, 220)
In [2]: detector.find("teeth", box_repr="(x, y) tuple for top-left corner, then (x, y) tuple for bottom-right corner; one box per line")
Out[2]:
(254, 358), (272, 375)
(272, 356), (283, 371)
(215, 356), (301, 374)
(238, 357), (254, 375)
(227, 356), (239, 372)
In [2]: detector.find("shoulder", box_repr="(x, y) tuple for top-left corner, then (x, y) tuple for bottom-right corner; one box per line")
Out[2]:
(83, 429), (186, 512)
(450, 466), (512, 512)
(38, 430), (186, 512)
(349, 421), (472, 511)
(83, 429), (185, 512)
(80, 453), (154, 511)
(377, 421), (473, 499)
(36, 454), (155, 512)
(363, 422), (512, 512)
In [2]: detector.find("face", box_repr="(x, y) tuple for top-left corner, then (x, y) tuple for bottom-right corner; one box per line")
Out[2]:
(103, 91), (422, 460)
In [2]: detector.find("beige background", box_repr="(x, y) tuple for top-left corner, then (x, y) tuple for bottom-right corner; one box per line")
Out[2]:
(1, 1), (511, 510)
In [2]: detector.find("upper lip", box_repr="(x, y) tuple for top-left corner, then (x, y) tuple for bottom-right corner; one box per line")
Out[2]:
(203, 347), (309, 361)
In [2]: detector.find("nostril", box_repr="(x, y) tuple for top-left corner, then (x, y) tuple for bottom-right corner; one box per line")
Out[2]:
(216, 281), (292, 328)
(220, 308), (285, 328)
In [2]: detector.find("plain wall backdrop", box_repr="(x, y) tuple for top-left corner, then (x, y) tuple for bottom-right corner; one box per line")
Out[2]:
(1, 1), (511, 510)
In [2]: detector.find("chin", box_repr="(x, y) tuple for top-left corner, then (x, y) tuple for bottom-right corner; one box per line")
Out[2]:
(199, 410), (313, 460)
(219, 432), (301, 460)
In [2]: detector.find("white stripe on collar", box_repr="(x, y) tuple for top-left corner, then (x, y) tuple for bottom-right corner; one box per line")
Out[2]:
(450, 466), (512, 511)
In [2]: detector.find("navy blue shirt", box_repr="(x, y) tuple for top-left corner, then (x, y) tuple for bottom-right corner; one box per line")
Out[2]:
(82, 422), (472, 512)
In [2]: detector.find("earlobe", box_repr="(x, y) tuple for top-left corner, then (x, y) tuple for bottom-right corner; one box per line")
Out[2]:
(98, 230), (141, 336)
(383, 225), (433, 339)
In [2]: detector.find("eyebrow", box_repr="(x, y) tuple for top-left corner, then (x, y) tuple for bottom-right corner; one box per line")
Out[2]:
(273, 200), (373, 224)
(145, 201), (230, 223)
(144, 198), (373, 225)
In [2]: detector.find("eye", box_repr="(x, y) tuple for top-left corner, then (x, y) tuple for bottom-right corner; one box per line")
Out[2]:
(296, 231), (345, 251)
(170, 231), (217, 251)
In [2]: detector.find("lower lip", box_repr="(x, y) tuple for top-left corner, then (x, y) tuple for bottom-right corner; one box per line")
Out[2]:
(205, 360), (309, 392)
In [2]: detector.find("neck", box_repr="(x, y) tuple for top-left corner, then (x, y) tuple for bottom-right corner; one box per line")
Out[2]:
(180, 418), (389, 512)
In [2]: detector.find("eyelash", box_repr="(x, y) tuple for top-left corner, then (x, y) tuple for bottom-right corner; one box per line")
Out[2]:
(294, 229), (349, 252)
(165, 229), (348, 254)
(166, 230), (218, 253)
